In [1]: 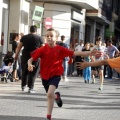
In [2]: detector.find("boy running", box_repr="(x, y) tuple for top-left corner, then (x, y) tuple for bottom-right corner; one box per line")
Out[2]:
(27, 28), (98, 120)
(91, 36), (107, 90)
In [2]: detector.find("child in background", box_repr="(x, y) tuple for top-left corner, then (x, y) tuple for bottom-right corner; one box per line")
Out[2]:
(82, 42), (92, 83)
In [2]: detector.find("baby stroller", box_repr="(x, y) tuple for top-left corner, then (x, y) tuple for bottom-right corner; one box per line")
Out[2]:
(0, 51), (14, 82)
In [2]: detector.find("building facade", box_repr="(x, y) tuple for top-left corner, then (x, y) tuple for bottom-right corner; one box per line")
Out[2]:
(0, 0), (119, 55)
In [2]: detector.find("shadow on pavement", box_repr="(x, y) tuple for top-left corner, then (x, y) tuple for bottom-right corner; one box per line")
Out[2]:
(0, 115), (75, 120)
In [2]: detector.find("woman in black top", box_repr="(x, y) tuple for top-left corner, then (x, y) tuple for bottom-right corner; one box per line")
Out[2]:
(12, 33), (21, 81)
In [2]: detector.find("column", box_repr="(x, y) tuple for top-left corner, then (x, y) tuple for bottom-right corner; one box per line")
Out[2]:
(8, 0), (29, 51)
(92, 21), (96, 43)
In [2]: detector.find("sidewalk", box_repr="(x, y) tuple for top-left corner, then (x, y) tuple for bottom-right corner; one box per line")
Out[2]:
(0, 76), (120, 120)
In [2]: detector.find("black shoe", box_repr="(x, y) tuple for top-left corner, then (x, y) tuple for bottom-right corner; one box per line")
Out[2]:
(85, 80), (87, 83)
(55, 92), (63, 107)
(87, 80), (89, 84)
(21, 86), (26, 91)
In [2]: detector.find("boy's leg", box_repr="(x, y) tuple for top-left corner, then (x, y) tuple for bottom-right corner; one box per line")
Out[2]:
(99, 69), (104, 90)
(47, 85), (56, 116)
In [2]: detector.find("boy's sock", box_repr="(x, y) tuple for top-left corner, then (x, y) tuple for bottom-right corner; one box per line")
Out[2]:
(47, 115), (51, 120)
(55, 93), (60, 100)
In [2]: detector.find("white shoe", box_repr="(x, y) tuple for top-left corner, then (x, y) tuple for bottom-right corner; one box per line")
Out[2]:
(28, 89), (35, 93)
(65, 77), (69, 82)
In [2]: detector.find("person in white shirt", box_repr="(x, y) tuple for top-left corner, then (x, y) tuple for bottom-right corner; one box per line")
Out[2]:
(92, 37), (109, 90)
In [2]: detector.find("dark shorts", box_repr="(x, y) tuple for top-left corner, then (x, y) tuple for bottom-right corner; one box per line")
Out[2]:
(42, 76), (61, 93)
(91, 67), (96, 70)
(94, 66), (104, 72)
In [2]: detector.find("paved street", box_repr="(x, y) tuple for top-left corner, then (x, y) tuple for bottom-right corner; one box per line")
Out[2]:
(0, 77), (120, 120)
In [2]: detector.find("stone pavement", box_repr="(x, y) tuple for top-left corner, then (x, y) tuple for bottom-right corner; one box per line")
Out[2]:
(0, 77), (120, 120)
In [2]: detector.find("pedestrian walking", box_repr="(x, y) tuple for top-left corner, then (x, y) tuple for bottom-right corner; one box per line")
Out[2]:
(27, 28), (99, 120)
(56, 35), (69, 81)
(107, 40), (119, 80)
(15, 25), (44, 93)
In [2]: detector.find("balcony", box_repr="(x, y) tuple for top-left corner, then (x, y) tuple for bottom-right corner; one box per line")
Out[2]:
(86, 8), (110, 24)
(86, 0), (112, 24)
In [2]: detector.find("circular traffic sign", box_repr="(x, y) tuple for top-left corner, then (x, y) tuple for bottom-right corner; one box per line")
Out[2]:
(44, 17), (53, 29)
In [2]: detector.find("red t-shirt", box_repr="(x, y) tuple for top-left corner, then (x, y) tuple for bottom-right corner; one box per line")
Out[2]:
(31, 44), (74, 80)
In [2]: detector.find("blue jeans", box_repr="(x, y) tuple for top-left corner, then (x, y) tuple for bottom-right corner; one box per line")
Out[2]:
(63, 60), (68, 77)
(107, 65), (113, 78)
(83, 67), (91, 81)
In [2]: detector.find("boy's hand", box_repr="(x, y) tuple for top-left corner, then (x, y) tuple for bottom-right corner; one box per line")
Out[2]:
(91, 49), (104, 57)
(77, 62), (88, 69)
(28, 64), (35, 72)
(91, 49), (97, 56)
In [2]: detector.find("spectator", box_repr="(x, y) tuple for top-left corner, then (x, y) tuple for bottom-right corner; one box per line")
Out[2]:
(74, 40), (84, 76)
(82, 42), (92, 84)
(15, 25), (44, 93)
(12, 33), (21, 81)
(56, 35), (69, 81)
(107, 40), (119, 80)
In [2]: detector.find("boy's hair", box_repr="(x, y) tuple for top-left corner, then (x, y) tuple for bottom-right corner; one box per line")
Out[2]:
(47, 28), (59, 37)
(30, 25), (37, 33)
(12, 33), (19, 41)
(96, 36), (102, 41)
(107, 40), (113, 43)
(61, 35), (65, 41)
(47, 28), (56, 32)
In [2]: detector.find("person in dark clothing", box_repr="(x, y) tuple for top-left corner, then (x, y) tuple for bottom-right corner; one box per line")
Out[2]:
(12, 33), (21, 81)
(15, 25), (44, 93)
(56, 35), (69, 81)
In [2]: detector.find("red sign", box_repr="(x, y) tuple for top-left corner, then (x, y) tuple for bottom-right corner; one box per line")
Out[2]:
(44, 17), (53, 29)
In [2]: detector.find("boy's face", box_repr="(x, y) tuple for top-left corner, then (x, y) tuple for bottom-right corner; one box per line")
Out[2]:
(85, 44), (90, 50)
(46, 31), (57, 46)
(8, 62), (12, 66)
(96, 40), (102, 45)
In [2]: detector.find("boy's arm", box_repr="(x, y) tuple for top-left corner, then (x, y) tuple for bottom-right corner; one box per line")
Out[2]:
(77, 59), (109, 69)
(27, 58), (35, 72)
(114, 68), (120, 74)
(74, 49), (98, 56)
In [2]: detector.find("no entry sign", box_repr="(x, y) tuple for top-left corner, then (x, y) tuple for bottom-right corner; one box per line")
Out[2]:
(44, 17), (53, 29)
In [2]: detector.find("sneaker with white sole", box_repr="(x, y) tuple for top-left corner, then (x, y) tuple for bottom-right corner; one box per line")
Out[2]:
(98, 85), (103, 91)
(28, 89), (35, 93)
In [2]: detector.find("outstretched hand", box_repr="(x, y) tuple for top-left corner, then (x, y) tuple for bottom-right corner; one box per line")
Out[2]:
(91, 49), (104, 57)
(77, 62), (88, 69)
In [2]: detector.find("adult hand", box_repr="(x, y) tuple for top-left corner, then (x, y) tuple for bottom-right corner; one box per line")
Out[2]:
(76, 62), (88, 69)
(90, 49), (97, 56)
(91, 49), (104, 57)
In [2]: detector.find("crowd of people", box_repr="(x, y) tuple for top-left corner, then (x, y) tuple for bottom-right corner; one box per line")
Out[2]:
(0, 26), (120, 120)
(67, 37), (120, 91)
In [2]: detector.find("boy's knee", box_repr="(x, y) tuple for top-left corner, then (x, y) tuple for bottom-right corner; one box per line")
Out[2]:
(47, 92), (54, 99)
